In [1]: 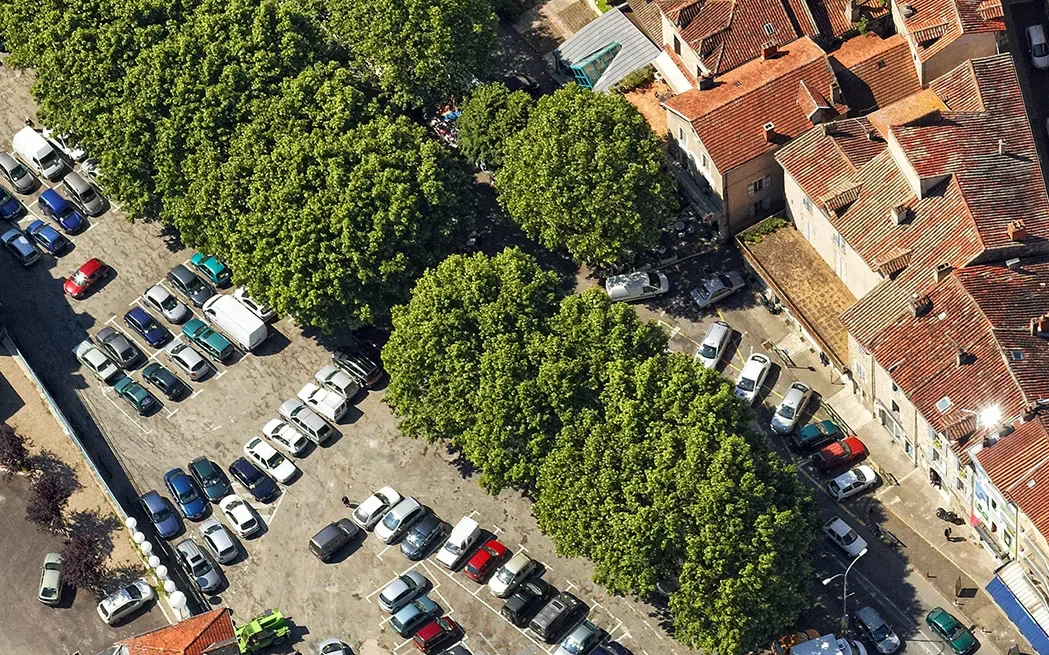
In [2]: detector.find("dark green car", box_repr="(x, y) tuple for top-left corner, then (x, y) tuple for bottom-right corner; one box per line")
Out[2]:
(792, 419), (841, 450)
(142, 363), (187, 401)
(114, 376), (157, 415)
(182, 318), (234, 362)
(190, 252), (231, 288)
(926, 607), (977, 654)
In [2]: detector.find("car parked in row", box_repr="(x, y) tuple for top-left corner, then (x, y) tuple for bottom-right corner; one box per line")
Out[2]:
(926, 607), (977, 655)
(489, 552), (538, 597)
(855, 606), (900, 654)
(392, 595), (440, 637)
(62, 170), (105, 216)
(0, 183), (23, 220)
(233, 287), (275, 322)
(0, 151), (37, 194)
(1, 228), (39, 266)
(823, 517), (867, 557)
(164, 468), (208, 520)
(114, 376), (157, 415)
(38, 189), (84, 233)
(734, 353), (770, 405)
(124, 307), (170, 348)
(792, 419), (842, 450)
(190, 252), (231, 288)
(199, 518), (239, 564)
(502, 580), (553, 627)
(143, 285), (190, 324)
(174, 538), (223, 594)
(814, 436), (868, 473)
(555, 620), (608, 655)
(353, 486), (402, 530)
(464, 538), (508, 583)
(530, 591), (588, 643)
(315, 364), (361, 400)
(167, 264), (214, 307)
(604, 270), (670, 303)
(375, 496), (425, 544)
(26, 219), (69, 255)
(74, 339), (121, 383)
(401, 511), (449, 561)
(690, 270), (745, 309)
(770, 382), (812, 434)
(189, 457), (231, 503)
(309, 518), (360, 562)
(64, 258), (108, 298)
(38, 552), (62, 606)
(142, 363), (187, 400)
(694, 320), (730, 369)
(228, 457), (280, 503)
(182, 318), (234, 363)
(139, 490), (179, 539)
(97, 579), (155, 625)
(165, 339), (209, 381)
(219, 494), (261, 538)
(262, 419), (309, 456)
(436, 516), (481, 570)
(278, 399), (333, 445)
(827, 465), (879, 501)
(332, 344), (384, 389)
(244, 437), (298, 484)
(413, 616), (462, 653)
(297, 383), (348, 423)
(378, 571), (428, 613)
(95, 327), (139, 369)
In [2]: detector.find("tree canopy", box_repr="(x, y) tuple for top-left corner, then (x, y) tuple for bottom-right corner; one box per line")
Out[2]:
(457, 82), (533, 169)
(498, 83), (676, 265)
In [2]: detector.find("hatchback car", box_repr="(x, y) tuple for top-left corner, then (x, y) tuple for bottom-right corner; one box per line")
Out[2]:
(96, 327), (139, 369)
(64, 258), (109, 298)
(38, 552), (63, 606)
(770, 382), (812, 434)
(375, 496), (425, 544)
(0, 151), (37, 194)
(1028, 25), (1049, 70)
(309, 518), (360, 562)
(26, 219), (69, 255)
(792, 419), (842, 450)
(827, 465), (879, 501)
(233, 287), (275, 321)
(856, 606), (900, 654)
(464, 538), (509, 582)
(332, 344), (384, 388)
(182, 318), (234, 362)
(124, 307), (171, 348)
(401, 511), (449, 560)
(199, 518), (238, 564)
(378, 571), (428, 613)
(263, 418), (309, 456)
(413, 616), (462, 653)
(297, 382), (348, 423)
(694, 320), (731, 369)
(0, 183), (21, 220)
(823, 517), (868, 557)
(114, 376), (157, 415)
(174, 538), (223, 593)
(190, 251), (232, 287)
(219, 494), (261, 537)
(926, 607), (977, 655)
(1, 228), (39, 266)
(319, 639), (353, 655)
(143, 284), (190, 323)
(489, 552), (538, 597)
(315, 364), (361, 400)
(502, 580), (553, 627)
(164, 468), (208, 520)
(228, 457), (280, 503)
(74, 339), (121, 383)
(38, 188), (85, 233)
(530, 592), (588, 643)
(61, 170), (105, 216)
(690, 270), (745, 309)
(139, 490), (179, 539)
(353, 486), (403, 530)
(734, 353), (770, 404)
(503, 72), (540, 93)
(167, 264), (214, 307)
(189, 457), (231, 503)
(391, 595), (440, 637)
(814, 436), (868, 473)
(279, 399), (334, 445)
(42, 129), (87, 162)
(165, 339), (209, 381)
(555, 620), (608, 655)
(142, 363), (187, 400)
(244, 437), (298, 484)
(97, 579), (154, 625)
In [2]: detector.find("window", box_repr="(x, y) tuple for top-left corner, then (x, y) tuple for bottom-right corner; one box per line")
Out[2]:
(763, 22), (775, 35)
(854, 361), (867, 384)
(891, 400), (900, 413)
(891, 381), (899, 393)
(832, 230), (846, 250)
(932, 448), (941, 462)
(674, 35), (681, 55)
(935, 396), (953, 413)
(748, 175), (772, 197)
(802, 195), (813, 213)
(678, 127), (685, 142)
(701, 153), (707, 169)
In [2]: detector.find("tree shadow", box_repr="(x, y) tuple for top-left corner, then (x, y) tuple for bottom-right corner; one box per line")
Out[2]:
(66, 508), (121, 552)
(26, 449), (82, 496)
(158, 223), (185, 253)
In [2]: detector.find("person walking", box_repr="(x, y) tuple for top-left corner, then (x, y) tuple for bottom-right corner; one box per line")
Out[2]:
(945, 527), (953, 542)
(341, 496), (351, 508)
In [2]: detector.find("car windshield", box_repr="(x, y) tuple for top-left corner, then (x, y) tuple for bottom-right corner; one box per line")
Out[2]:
(186, 276), (205, 292)
(1036, 43), (1049, 57)
(827, 481), (840, 495)
(700, 344), (718, 359)
(946, 624), (967, 640)
(871, 624), (891, 641)
(0, 188), (10, 203)
(265, 454), (282, 469)
(160, 294), (177, 310)
(737, 378), (755, 392)
(497, 567), (515, 583)
(777, 405), (796, 419)
(190, 559), (209, 576)
(10, 163), (27, 181)
(446, 541), (463, 555)
(177, 487), (196, 503)
(72, 270), (89, 285)
(696, 286), (711, 300)
(841, 530), (857, 545)
(55, 205), (74, 221)
(563, 636), (586, 655)
(383, 512), (401, 529)
(153, 505), (171, 522)
(854, 470), (868, 484)
(40, 151), (58, 168)
(127, 585), (142, 600)
(718, 274), (734, 287)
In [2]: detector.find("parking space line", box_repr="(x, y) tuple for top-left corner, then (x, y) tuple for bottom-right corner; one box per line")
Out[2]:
(99, 385), (153, 435)
(492, 523), (504, 535)
(165, 408), (179, 419)
(377, 544), (394, 561)
(214, 369), (227, 380)
(190, 388), (204, 399)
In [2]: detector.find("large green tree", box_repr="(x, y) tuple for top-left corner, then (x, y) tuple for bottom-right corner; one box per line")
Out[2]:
(457, 82), (532, 169)
(498, 83), (676, 265)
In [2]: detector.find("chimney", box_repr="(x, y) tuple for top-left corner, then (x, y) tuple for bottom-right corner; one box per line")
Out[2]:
(845, 0), (860, 21)
(761, 43), (778, 60)
(956, 349), (975, 367)
(698, 74), (714, 90)
(762, 122), (776, 143)
(830, 81), (843, 105)
(1007, 257), (1021, 270)
(934, 262), (953, 284)
(910, 293), (932, 317)
(890, 204), (908, 225)
(999, 139), (1005, 156)
(866, 129), (878, 141)
(1008, 219), (1027, 242)
(1031, 314), (1049, 337)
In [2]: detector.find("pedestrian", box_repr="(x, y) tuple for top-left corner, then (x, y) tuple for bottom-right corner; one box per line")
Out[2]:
(23, 116), (33, 128)
(341, 495), (350, 508)
(945, 527), (952, 542)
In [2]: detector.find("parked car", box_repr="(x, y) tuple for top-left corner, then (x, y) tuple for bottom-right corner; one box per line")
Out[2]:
(734, 353), (771, 404)
(464, 538), (509, 582)
(814, 436), (868, 473)
(165, 339), (209, 381)
(64, 257), (108, 298)
(61, 170), (104, 216)
(167, 264), (214, 307)
(604, 270), (670, 303)
(164, 468), (208, 520)
(38, 188), (85, 233)
(378, 571), (428, 613)
(182, 318), (234, 362)
(278, 399), (334, 444)
(0, 183), (21, 220)
(827, 465), (879, 501)
(436, 516), (481, 570)
(219, 494), (261, 537)
(174, 538), (223, 593)
(555, 620), (608, 655)
(244, 437), (298, 484)
(41, 128), (87, 162)
(38, 552), (63, 606)
(139, 490), (179, 539)
(114, 376), (157, 415)
(413, 616), (462, 653)
(315, 364), (361, 400)
(189, 457), (232, 503)
(502, 580), (553, 627)
(352, 486), (402, 529)
(97, 579), (154, 625)
(375, 496), (425, 544)
(332, 344), (384, 388)
(823, 517), (868, 557)
(143, 284), (190, 323)
(190, 251), (231, 287)
(199, 518), (238, 564)
(391, 595), (440, 637)
(309, 518), (360, 561)
(694, 320), (731, 369)
(792, 419), (842, 450)
(297, 382), (348, 423)
(95, 327), (139, 369)
(530, 591), (588, 643)
(926, 607), (977, 655)
(594, 642), (633, 655)
(1028, 25), (1049, 70)
(263, 419), (309, 456)
(124, 306), (171, 348)
(228, 456), (280, 503)
(502, 73), (540, 93)
(26, 219), (69, 255)
(0, 151), (37, 194)
(142, 363), (187, 400)
(1, 228), (39, 266)
(690, 270), (745, 308)
(233, 287), (275, 321)
(770, 382), (813, 434)
(489, 552), (538, 597)
(74, 339), (121, 383)
(318, 639), (353, 655)
(855, 606), (900, 654)
(401, 511), (449, 560)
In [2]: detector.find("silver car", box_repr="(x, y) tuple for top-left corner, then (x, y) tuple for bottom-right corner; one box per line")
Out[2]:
(38, 552), (62, 606)
(279, 399), (334, 444)
(770, 382), (813, 434)
(167, 264), (214, 307)
(263, 418), (310, 456)
(143, 285), (190, 323)
(97, 578), (155, 625)
(377, 571), (428, 613)
(0, 151), (37, 194)
(174, 538), (223, 593)
(315, 364), (361, 400)
(199, 518), (238, 564)
(165, 339), (209, 380)
(95, 326), (140, 369)
(690, 270), (746, 309)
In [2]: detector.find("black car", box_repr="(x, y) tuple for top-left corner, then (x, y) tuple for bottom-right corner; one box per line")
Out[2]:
(332, 343), (384, 388)
(142, 363), (187, 400)
(188, 457), (231, 503)
(502, 73), (540, 94)
(529, 590), (588, 643)
(502, 580), (554, 628)
(401, 511), (450, 560)
(228, 456), (280, 503)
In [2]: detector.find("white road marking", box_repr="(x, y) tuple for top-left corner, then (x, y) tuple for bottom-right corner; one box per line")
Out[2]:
(377, 544), (393, 561)
(99, 385), (153, 435)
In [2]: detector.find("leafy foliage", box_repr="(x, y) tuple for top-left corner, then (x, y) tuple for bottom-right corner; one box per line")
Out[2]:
(61, 532), (110, 594)
(26, 473), (73, 533)
(498, 83), (676, 265)
(0, 422), (30, 475)
(457, 82), (533, 169)
(741, 216), (790, 245)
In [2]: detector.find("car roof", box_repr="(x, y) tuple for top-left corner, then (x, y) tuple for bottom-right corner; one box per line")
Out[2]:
(127, 306), (151, 322)
(389, 496), (421, 518)
(39, 188), (66, 208)
(504, 552), (532, 571)
(80, 258), (104, 275)
(855, 606), (884, 627)
(701, 321), (730, 344)
(782, 383), (809, 406)
(141, 490), (164, 509)
(741, 354), (768, 376)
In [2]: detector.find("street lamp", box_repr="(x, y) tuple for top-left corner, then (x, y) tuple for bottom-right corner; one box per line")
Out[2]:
(822, 548), (868, 633)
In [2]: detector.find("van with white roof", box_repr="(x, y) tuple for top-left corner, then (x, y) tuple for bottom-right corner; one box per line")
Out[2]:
(12, 127), (64, 180)
(436, 516), (480, 569)
(201, 294), (267, 351)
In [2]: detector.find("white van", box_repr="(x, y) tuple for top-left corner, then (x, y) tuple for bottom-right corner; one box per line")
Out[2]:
(201, 295), (268, 351)
(1029, 25), (1049, 70)
(12, 127), (64, 180)
(436, 516), (480, 569)
(604, 270), (669, 303)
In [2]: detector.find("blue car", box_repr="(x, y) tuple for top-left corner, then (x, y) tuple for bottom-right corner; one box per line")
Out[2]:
(124, 306), (171, 348)
(38, 189), (85, 234)
(139, 490), (179, 539)
(163, 468), (208, 521)
(25, 220), (70, 255)
(0, 183), (22, 220)
(228, 457), (279, 503)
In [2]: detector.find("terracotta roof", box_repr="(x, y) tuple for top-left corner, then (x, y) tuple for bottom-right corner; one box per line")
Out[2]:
(806, 0), (890, 40)
(663, 45), (699, 86)
(830, 34), (922, 113)
(119, 609), (236, 655)
(626, 0), (667, 43)
(866, 88), (946, 138)
(898, 0), (1004, 63)
(664, 37), (845, 171)
(974, 416), (1049, 540)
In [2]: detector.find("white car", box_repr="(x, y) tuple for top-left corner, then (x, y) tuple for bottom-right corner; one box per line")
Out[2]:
(143, 285), (190, 323)
(690, 270), (745, 309)
(374, 496), (424, 544)
(297, 382), (348, 423)
(827, 465), (879, 501)
(315, 364), (361, 400)
(233, 287), (275, 322)
(262, 418), (309, 456)
(734, 353), (771, 404)
(199, 518), (239, 564)
(489, 552), (538, 597)
(770, 381), (813, 434)
(73, 339), (121, 383)
(219, 494), (261, 537)
(165, 339), (209, 381)
(694, 321), (730, 369)
(352, 486), (402, 530)
(41, 128), (87, 162)
(97, 578), (154, 625)
(244, 437), (298, 484)
(823, 517), (867, 557)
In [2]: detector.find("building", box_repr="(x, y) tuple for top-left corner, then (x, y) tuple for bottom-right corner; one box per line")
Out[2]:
(889, 0), (1004, 85)
(553, 7), (661, 92)
(829, 33), (922, 114)
(94, 608), (238, 655)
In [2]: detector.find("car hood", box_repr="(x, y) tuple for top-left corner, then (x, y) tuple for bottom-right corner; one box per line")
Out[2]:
(770, 414), (792, 432)
(184, 496), (208, 517)
(0, 194), (19, 219)
(57, 210), (83, 232)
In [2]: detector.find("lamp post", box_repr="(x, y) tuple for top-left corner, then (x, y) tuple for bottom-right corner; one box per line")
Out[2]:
(822, 547), (868, 633)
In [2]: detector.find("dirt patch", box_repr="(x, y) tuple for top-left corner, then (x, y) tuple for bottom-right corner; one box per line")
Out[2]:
(624, 80), (671, 136)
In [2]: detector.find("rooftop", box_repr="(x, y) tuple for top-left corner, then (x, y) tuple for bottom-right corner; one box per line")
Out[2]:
(975, 417), (1049, 543)
(898, 0), (1004, 63)
(829, 34), (923, 114)
(113, 608), (237, 655)
(554, 7), (661, 92)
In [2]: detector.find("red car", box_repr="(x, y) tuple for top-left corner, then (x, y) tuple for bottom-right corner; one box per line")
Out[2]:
(412, 616), (461, 653)
(64, 258), (109, 299)
(814, 436), (867, 473)
(463, 538), (509, 582)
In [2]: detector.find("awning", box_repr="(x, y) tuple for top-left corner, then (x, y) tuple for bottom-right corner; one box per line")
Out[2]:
(986, 562), (1049, 655)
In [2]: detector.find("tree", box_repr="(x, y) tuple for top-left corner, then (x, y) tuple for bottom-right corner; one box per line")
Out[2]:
(327, 0), (497, 108)
(26, 472), (73, 533)
(61, 532), (110, 594)
(457, 82), (532, 168)
(498, 83), (676, 265)
(0, 422), (30, 475)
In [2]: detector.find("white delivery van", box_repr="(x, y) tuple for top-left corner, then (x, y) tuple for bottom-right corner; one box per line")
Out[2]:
(201, 294), (268, 351)
(436, 516), (481, 569)
(12, 127), (64, 180)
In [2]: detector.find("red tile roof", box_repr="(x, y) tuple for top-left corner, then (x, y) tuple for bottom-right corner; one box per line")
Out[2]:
(830, 34), (922, 113)
(898, 0), (1004, 63)
(973, 416), (1049, 540)
(119, 609), (236, 655)
(807, 0), (890, 40)
(665, 37), (845, 172)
